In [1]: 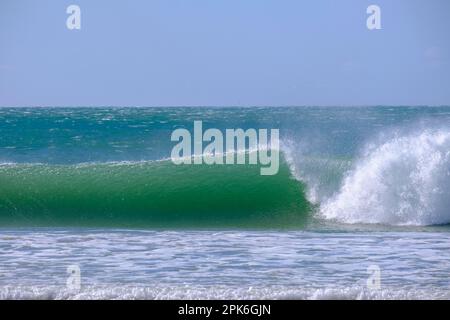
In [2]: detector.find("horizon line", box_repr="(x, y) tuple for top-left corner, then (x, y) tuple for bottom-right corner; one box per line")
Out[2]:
(1, 105), (450, 108)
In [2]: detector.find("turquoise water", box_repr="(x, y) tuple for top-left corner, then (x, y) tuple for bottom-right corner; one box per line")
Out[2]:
(0, 107), (449, 299)
(1, 106), (450, 227)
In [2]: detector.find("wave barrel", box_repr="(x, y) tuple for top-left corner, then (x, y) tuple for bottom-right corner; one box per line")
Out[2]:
(0, 158), (310, 228)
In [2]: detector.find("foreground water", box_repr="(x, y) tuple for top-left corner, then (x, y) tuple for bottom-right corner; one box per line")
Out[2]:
(0, 229), (449, 299)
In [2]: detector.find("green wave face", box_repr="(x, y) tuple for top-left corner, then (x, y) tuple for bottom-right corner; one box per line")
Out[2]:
(0, 158), (311, 228)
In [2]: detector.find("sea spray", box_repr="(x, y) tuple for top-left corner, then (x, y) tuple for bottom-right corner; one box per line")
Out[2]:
(321, 129), (450, 225)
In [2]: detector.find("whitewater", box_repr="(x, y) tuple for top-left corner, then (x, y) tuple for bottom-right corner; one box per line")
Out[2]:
(320, 129), (450, 226)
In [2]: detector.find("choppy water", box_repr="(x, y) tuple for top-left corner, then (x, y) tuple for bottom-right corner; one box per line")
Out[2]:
(0, 229), (449, 299)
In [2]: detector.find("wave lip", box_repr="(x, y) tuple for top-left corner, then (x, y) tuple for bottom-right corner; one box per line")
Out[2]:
(321, 129), (450, 226)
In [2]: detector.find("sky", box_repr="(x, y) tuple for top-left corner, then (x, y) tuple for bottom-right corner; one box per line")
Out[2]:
(0, 0), (449, 106)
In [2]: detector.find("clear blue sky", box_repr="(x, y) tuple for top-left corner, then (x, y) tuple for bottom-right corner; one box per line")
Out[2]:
(0, 0), (449, 106)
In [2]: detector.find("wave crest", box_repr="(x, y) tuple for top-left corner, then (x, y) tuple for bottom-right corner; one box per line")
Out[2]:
(321, 129), (450, 226)
(0, 154), (311, 228)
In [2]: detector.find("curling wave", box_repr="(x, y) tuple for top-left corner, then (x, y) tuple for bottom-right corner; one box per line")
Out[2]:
(0, 153), (311, 228)
(320, 129), (450, 226)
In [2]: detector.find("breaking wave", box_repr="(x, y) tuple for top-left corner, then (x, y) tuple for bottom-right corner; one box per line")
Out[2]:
(0, 153), (311, 228)
(320, 129), (450, 226)
(1, 128), (450, 228)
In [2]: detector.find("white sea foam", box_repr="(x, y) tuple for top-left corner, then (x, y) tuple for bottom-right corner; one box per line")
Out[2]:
(0, 285), (447, 300)
(321, 129), (450, 226)
(1, 230), (449, 300)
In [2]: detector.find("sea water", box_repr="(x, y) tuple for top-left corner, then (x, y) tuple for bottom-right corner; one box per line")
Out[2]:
(0, 107), (449, 299)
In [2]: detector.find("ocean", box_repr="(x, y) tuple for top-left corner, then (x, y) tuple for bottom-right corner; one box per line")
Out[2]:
(0, 106), (449, 299)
